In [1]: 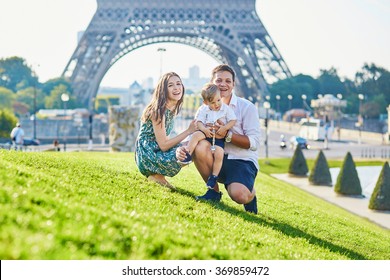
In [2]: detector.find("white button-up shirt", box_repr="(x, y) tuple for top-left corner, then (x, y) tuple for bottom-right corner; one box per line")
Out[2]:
(195, 103), (237, 125)
(224, 94), (261, 171)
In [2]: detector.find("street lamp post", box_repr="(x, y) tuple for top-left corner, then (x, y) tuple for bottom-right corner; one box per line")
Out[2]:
(287, 94), (293, 110)
(287, 94), (293, 130)
(301, 94), (307, 110)
(301, 94), (308, 120)
(157, 47), (166, 77)
(88, 98), (95, 151)
(31, 65), (40, 140)
(61, 93), (69, 151)
(276, 95), (280, 124)
(33, 83), (37, 139)
(88, 113), (93, 150)
(336, 93), (343, 141)
(263, 101), (271, 159)
(358, 94), (364, 145)
(275, 95), (280, 112)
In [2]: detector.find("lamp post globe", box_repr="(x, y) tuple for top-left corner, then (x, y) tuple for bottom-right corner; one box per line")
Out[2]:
(157, 47), (166, 77)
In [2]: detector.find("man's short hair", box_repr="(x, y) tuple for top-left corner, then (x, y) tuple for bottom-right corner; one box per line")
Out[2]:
(210, 64), (236, 82)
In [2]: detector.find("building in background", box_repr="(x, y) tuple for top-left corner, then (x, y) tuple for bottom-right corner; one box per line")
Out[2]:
(183, 65), (208, 92)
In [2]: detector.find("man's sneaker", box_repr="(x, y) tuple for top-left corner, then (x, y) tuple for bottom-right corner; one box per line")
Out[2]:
(178, 151), (192, 165)
(244, 196), (258, 214)
(196, 189), (222, 202)
(206, 175), (218, 188)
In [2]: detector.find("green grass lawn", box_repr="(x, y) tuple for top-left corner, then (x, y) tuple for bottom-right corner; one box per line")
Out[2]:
(0, 150), (389, 260)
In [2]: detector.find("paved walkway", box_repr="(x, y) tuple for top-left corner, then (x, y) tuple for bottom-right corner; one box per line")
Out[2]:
(272, 173), (390, 230)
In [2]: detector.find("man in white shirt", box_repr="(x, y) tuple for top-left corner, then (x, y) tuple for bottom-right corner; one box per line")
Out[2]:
(177, 64), (261, 214)
(178, 83), (237, 189)
(10, 123), (25, 150)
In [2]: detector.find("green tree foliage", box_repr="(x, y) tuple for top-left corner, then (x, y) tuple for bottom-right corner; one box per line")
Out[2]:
(41, 77), (72, 97)
(95, 96), (120, 113)
(0, 109), (18, 138)
(15, 87), (46, 114)
(317, 67), (346, 95)
(44, 84), (77, 109)
(309, 150), (332, 186)
(334, 152), (362, 196)
(369, 162), (390, 211)
(355, 63), (390, 116)
(269, 63), (390, 117)
(269, 74), (319, 113)
(0, 57), (37, 92)
(0, 87), (15, 109)
(288, 145), (308, 176)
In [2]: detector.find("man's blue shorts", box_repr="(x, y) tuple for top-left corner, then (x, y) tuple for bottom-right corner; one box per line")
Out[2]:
(218, 155), (258, 192)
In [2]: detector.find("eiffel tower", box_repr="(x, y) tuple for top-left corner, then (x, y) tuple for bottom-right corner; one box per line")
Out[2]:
(63, 0), (291, 109)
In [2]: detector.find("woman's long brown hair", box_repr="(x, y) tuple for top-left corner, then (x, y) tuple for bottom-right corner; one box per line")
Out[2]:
(141, 72), (185, 125)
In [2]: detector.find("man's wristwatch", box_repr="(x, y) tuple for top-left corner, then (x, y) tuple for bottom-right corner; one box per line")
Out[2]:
(225, 131), (233, 143)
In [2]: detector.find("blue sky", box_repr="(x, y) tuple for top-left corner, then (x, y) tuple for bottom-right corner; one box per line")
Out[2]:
(1, 0), (389, 87)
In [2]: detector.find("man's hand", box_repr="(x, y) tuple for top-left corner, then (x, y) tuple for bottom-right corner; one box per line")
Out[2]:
(214, 120), (226, 139)
(217, 126), (228, 136)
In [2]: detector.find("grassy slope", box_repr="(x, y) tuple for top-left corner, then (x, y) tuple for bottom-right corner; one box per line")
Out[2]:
(0, 150), (389, 260)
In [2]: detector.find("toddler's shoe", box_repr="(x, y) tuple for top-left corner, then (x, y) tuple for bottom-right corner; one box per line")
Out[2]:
(196, 188), (222, 202)
(178, 151), (192, 165)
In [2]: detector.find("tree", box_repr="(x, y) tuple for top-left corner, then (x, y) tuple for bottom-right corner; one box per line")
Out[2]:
(309, 150), (332, 186)
(0, 87), (15, 110)
(288, 145), (308, 176)
(369, 162), (390, 211)
(0, 57), (37, 92)
(0, 109), (18, 138)
(317, 67), (346, 95)
(334, 152), (362, 196)
(41, 77), (72, 97)
(95, 96), (120, 113)
(45, 84), (75, 109)
(354, 63), (390, 116)
(269, 74), (318, 113)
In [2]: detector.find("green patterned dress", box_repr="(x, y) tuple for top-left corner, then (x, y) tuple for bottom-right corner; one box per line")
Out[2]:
(135, 109), (181, 177)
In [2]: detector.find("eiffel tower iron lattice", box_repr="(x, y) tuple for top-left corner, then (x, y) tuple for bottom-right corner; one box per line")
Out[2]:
(62, 0), (291, 109)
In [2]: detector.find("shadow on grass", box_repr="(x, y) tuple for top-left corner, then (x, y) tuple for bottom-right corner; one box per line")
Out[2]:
(175, 187), (367, 260)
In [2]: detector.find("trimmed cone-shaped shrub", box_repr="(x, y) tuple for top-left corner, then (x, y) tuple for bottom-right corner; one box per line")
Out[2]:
(288, 145), (308, 176)
(369, 162), (390, 210)
(309, 150), (332, 186)
(334, 152), (362, 196)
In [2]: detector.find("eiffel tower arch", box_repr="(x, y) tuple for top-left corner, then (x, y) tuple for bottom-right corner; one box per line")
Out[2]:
(63, 0), (291, 109)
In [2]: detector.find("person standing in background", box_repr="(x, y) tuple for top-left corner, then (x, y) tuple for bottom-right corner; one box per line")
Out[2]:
(10, 123), (24, 151)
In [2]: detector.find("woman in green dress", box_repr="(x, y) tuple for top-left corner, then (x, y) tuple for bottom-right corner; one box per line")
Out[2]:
(135, 72), (196, 189)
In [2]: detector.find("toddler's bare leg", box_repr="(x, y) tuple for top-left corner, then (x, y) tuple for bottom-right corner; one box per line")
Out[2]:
(187, 131), (205, 155)
(212, 146), (224, 176)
